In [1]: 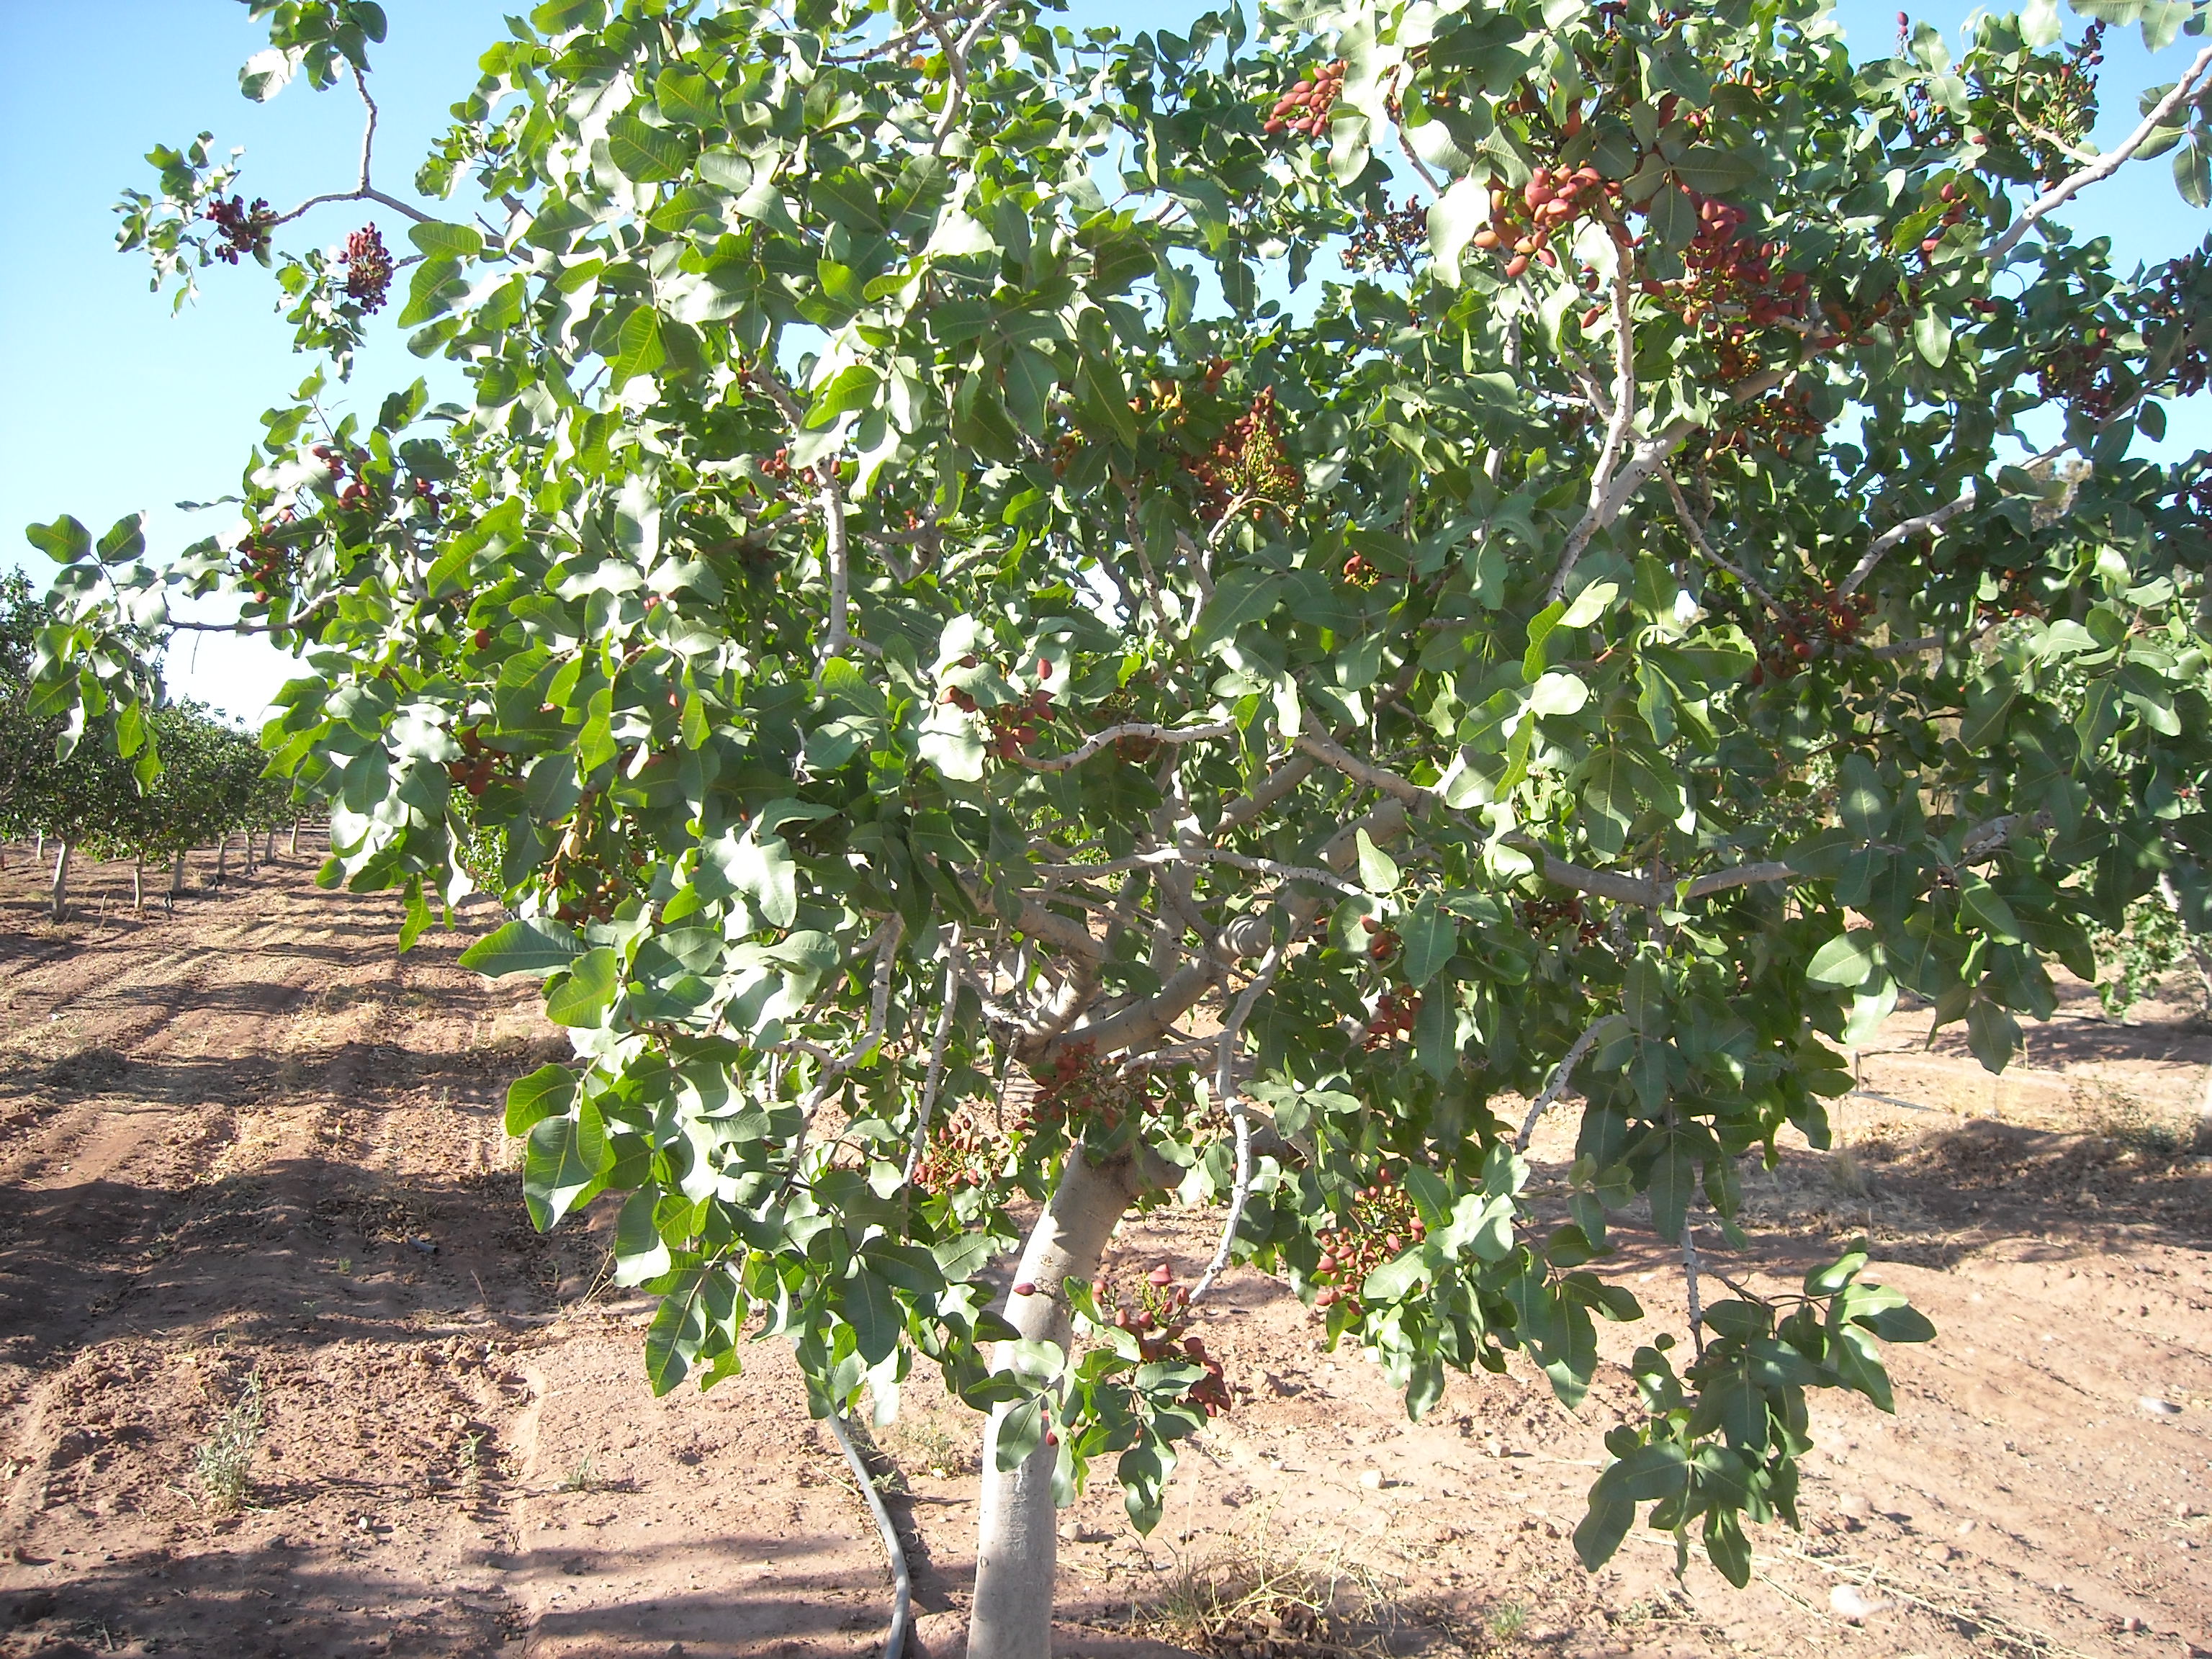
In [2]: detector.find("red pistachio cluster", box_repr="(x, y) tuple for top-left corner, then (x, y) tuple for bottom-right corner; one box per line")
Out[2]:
(1517, 894), (1602, 945)
(1357, 914), (1400, 962)
(310, 444), (382, 513)
(444, 725), (509, 799)
(206, 195), (276, 264)
(340, 225), (393, 312)
(1028, 1039), (1152, 1137)
(1345, 197), (1430, 277)
(1710, 385), (1827, 458)
(1362, 987), (1421, 1051)
(237, 528), (294, 606)
(1188, 389), (1303, 525)
(1475, 163), (1618, 280)
(912, 1105), (1007, 1197)
(1310, 1166), (1427, 1317)
(2036, 324), (2126, 421)
(1263, 60), (1345, 139)
(1086, 1264), (1232, 1419)
(940, 657), (1056, 760)
(1340, 552), (1384, 588)
(1642, 194), (1809, 341)
(1749, 588), (1876, 685)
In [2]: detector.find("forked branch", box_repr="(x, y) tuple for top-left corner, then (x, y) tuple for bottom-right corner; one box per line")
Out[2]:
(1984, 44), (2212, 262)
(271, 67), (433, 228)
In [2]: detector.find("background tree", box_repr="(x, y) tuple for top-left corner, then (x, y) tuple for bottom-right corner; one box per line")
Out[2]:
(25, 0), (2212, 1653)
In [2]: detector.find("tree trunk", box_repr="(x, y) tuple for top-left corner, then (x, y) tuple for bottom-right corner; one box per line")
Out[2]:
(170, 850), (187, 897)
(216, 835), (228, 884)
(34, 830), (44, 861)
(968, 1148), (1152, 1659)
(49, 842), (71, 923)
(266, 828), (277, 861)
(133, 856), (144, 912)
(243, 832), (255, 878)
(290, 818), (302, 857)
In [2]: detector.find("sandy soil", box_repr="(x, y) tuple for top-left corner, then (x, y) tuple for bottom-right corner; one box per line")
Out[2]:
(0, 842), (2206, 1659)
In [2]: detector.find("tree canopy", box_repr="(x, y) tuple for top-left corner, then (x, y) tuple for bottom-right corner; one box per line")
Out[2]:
(23, 0), (2212, 1648)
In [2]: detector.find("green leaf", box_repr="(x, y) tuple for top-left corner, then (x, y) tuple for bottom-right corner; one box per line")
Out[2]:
(1355, 829), (1401, 895)
(24, 516), (91, 565)
(844, 1267), (902, 1364)
(546, 945), (621, 1027)
(459, 917), (588, 978)
(1573, 1495), (1634, 1570)
(606, 113), (690, 184)
(1912, 308), (1952, 367)
(608, 308), (667, 388)
(504, 1062), (577, 1135)
(1193, 572), (1283, 647)
(407, 221), (484, 261)
(1674, 145), (1758, 195)
(531, 0), (606, 29)
(994, 1395), (1047, 1472)
(1647, 1141), (1693, 1243)
(2177, 133), (2211, 209)
(1401, 897), (1457, 988)
(1958, 873), (2023, 943)
(1964, 995), (2019, 1073)
(523, 1112), (609, 1231)
(1426, 174), (1489, 285)
(1806, 930), (1879, 989)
(655, 65), (721, 129)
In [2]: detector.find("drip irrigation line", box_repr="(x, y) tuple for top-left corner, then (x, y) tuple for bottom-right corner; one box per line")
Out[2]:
(827, 1406), (912, 1659)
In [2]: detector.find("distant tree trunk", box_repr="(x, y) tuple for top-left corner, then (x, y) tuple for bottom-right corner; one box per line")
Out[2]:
(133, 855), (144, 912)
(216, 835), (228, 884)
(289, 818), (302, 857)
(243, 832), (255, 878)
(34, 830), (45, 861)
(49, 842), (71, 922)
(265, 828), (277, 861)
(170, 849), (187, 898)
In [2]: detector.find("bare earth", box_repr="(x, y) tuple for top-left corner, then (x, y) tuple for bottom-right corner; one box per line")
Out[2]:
(0, 845), (2206, 1659)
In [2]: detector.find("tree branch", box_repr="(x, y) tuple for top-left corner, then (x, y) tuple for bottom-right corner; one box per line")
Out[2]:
(1030, 843), (1363, 897)
(1020, 720), (1237, 773)
(1984, 43), (2212, 263)
(1662, 466), (1779, 614)
(1545, 251), (1640, 604)
(1515, 1018), (1606, 1151)
(1837, 444), (2066, 598)
(819, 464), (853, 662)
(271, 67), (434, 228)
(1190, 940), (1289, 1305)
(903, 930), (962, 1184)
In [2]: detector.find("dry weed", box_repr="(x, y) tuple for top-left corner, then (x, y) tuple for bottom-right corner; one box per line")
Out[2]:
(1129, 1527), (1400, 1659)
(192, 1374), (264, 1515)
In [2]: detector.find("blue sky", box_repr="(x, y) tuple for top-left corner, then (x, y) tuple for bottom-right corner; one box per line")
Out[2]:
(3, 1), (2208, 721)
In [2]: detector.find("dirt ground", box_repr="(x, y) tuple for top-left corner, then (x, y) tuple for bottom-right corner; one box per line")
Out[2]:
(0, 841), (2206, 1659)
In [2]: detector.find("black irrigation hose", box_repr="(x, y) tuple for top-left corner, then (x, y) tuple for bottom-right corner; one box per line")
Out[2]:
(827, 1406), (912, 1659)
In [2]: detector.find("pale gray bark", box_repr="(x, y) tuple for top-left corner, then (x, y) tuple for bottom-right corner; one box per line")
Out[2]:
(968, 1148), (1154, 1659)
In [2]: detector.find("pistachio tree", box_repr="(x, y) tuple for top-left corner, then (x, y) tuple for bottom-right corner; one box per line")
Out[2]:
(27, 0), (2212, 1651)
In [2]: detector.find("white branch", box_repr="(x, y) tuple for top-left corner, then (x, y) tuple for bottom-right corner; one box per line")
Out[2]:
(1838, 445), (2066, 598)
(272, 67), (433, 228)
(1515, 1020), (1606, 1152)
(1020, 720), (1238, 773)
(1663, 466), (1779, 614)
(1191, 940), (1290, 1305)
(1984, 44), (2212, 263)
(903, 930), (962, 1184)
(1545, 253), (1641, 605)
(799, 918), (906, 1124)
(1030, 844), (1362, 896)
